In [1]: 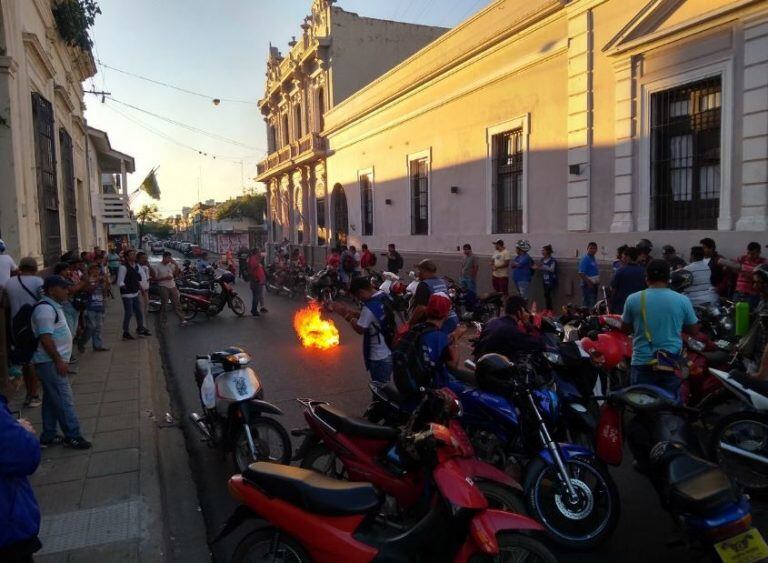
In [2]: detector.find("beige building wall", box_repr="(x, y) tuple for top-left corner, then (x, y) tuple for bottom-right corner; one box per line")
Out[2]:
(0, 0), (97, 265)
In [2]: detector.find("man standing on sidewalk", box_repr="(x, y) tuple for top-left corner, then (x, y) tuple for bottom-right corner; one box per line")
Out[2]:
(248, 249), (267, 317)
(32, 276), (92, 449)
(579, 242), (600, 308)
(152, 251), (187, 326)
(460, 244), (479, 294)
(491, 240), (511, 296)
(117, 249), (150, 340)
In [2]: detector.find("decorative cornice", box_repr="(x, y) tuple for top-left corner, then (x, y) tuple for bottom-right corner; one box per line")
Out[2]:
(54, 83), (75, 113)
(0, 56), (20, 78)
(23, 32), (56, 80)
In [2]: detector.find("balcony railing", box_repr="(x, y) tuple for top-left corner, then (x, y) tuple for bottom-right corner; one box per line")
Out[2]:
(257, 132), (326, 177)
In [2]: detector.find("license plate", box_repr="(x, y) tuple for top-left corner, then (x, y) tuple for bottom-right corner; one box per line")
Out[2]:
(714, 529), (768, 563)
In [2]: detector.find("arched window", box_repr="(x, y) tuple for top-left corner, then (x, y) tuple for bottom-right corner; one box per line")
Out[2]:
(268, 124), (277, 152)
(317, 87), (325, 131)
(294, 104), (303, 139)
(331, 183), (348, 247)
(282, 114), (290, 145)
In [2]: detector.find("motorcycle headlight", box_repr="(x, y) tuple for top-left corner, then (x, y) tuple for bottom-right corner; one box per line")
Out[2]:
(685, 337), (706, 352)
(622, 389), (663, 408)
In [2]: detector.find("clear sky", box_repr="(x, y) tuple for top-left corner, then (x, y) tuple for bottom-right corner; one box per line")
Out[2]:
(84, 0), (491, 217)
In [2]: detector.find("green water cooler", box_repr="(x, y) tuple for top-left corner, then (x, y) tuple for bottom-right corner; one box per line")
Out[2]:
(735, 300), (750, 337)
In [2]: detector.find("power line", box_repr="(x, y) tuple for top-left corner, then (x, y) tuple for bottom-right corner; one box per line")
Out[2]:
(97, 60), (255, 105)
(106, 96), (263, 151)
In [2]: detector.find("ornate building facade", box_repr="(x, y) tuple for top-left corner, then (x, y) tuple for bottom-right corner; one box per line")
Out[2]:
(256, 0), (447, 262)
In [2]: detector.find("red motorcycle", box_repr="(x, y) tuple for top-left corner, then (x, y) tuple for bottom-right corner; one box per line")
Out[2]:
(215, 393), (556, 562)
(292, 392), (525, 513)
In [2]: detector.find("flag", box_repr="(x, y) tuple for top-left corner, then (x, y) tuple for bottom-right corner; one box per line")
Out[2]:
(139, 167), (160, 200)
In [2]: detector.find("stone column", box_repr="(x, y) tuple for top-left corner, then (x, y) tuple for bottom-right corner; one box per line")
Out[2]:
(566, 8), (593, 232)
(736, 18), (768, 231)
(610, 57), (636, 233)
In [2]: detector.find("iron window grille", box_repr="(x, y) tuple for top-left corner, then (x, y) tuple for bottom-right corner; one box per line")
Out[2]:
(360, 174), (373, 236)
(650, 76), (721, 231)
(32, 92), (61, 266)
(59, 128), (78, 252)
(410, 158), (429, 235)
(332, 185), (349, 247)
(492, 128), (523, 234)
(316, 197), (326, 246)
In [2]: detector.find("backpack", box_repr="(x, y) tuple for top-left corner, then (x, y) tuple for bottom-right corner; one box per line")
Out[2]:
(10, 301), (58, 364)
(342, 253), (356, 273)
(392, 322), (438, 396)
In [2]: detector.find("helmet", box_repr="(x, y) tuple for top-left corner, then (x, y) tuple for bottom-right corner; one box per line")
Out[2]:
(754, 263), (768, 285)
(515, 239), (531, 252)
(670, 269), (693, 293)
(475, 353), (513, 394)
(636, 239), (653, 253)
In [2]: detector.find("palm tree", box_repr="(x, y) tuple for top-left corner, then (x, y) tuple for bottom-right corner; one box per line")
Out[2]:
(136, 204), (159, 241)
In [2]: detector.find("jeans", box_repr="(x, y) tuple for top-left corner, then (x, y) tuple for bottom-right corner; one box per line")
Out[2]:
(121, 295), (145, 333)
(36, 361), (82, 441)
(543, 285), (555, 311)
(492, 276), (509, 296)
(516, 281), (530, 300)
(630, 364), (681, 400)
(250, 281), (265, 314)
(582, 285), (598, 309)
(368, 356), (393, 383)
(83, 309), (105, 349)
(460, 277), (477, 294)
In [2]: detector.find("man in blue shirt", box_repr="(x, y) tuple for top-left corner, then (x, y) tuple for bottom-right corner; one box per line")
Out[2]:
(510, 240), (533, 300)
(621, 260), (699, 396)
(610, 246), (646, 314)
(578, 242), (600, 308)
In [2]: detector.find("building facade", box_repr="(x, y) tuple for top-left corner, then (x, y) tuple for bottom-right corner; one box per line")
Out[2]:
(264, 0), (768, 303)
(256, 0), (447, 262)
(0, 0), (101, 265)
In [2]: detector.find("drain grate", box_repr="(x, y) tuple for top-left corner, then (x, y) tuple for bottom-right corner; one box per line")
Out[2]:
(38, 499), (142, 554)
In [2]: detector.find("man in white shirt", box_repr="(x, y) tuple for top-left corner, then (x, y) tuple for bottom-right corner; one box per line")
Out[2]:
(684, 246), (719, 307)
(151, 251), (187, 326)
(117, 249), (150, 340)
(0, 239), (18, 288)
(5, 257), (43, 407)
(491, 240), (511, 297)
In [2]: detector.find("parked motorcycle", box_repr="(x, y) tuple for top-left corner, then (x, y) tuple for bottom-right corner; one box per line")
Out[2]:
(708, 368), (768, 494)
(596, 383), (766, 561)
(179, 269), (245, 319)
(292, 390), (527, 517)
(188, 347), (292, 473)
(445, 276), (504, 324)
(214, 390), (557, 563)
(305, 266), (346, 302)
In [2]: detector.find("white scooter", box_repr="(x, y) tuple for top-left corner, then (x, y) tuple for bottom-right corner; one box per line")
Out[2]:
(708, 368), (768, 493)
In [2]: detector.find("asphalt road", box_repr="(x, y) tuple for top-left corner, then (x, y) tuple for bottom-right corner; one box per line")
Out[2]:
(153, 256), (766, 562)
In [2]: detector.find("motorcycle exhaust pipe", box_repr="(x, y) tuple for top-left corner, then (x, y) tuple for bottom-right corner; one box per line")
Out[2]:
(188, 413), (212, 441)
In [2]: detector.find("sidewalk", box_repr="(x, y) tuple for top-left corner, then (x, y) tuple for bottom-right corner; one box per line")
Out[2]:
(8, 304), (209, 562)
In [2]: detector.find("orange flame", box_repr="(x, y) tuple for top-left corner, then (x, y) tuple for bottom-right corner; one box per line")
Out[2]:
(293, 302), (340, 350)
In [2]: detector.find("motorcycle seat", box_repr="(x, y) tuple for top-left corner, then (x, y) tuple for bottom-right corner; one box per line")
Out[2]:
(659, 446), (736, 513)
(243, 462), (380, 516)
(315, 403), (399, 440)
(701, 350), (730, 365)
(730, 371), (768, 397)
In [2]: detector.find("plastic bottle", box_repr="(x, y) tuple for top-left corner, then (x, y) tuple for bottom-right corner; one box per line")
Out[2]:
(735, 301), (750, 337)
(201, 363), (216, 409)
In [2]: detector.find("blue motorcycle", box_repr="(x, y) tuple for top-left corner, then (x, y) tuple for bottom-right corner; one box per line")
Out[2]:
(368, 353), (620, 550)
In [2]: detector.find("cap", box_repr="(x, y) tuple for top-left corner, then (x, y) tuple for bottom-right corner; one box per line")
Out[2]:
(493, 239), (504, 246)
(662, 245), (676, 254)
(43, 275), (69, 292)
(426, 292), (452, 319)
(414, 259), (437, 273)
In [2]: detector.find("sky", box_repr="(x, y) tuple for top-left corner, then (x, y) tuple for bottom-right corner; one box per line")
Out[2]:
(84, 0), (491, 218)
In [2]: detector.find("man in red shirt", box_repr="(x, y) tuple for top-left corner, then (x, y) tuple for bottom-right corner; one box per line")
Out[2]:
(326, 247), (341, 270)
(248, 249), (268, 317)
(360, 243), (376, 273)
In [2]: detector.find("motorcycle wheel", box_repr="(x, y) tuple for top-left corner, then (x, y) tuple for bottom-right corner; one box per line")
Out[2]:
(180, 298), (197, 322)
(473, 532), (557, 563)
(523, 456), (619, 550)
(232, 417), (292, 473)
(299, 443), (348, 480)
(229, 295), (246, 317)
(232, 528), (310, 563)
(476, 481), (527, 514)
(709, 411), (768, 493)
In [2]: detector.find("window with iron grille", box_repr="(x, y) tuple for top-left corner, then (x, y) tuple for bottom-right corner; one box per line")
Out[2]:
(360, 173), (373, 236)
(316, 196), (326, 246)
(492, 128), (523, 233)
(32, 92), (61, 266)
(410, 158), (429, 235)
(650, 77), (721, 230)
(59, 128), (78, 252)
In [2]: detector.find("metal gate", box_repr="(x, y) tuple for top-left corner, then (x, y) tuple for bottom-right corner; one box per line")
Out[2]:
(331, 184), (348, 247)
(32, 92), (61, 265)
(59, 128), (79, 252)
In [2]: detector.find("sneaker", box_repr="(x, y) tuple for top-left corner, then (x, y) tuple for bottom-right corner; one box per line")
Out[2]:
(138, 328), (152, 336)
(24, 395), (42, 408)
(260, 308), (268, 314)
(123, 332), (135, 340)
(64, 437), (92, 450)
(40, 435), (64, 448)
(252, 311), (260, 317)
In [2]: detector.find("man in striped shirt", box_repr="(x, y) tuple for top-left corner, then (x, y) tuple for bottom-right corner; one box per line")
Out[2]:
(684, 246), (719, 307)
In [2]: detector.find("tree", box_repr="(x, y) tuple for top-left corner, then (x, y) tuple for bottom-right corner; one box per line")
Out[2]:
(135, 204), (159, 240)
(215, 194), (266, 221)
